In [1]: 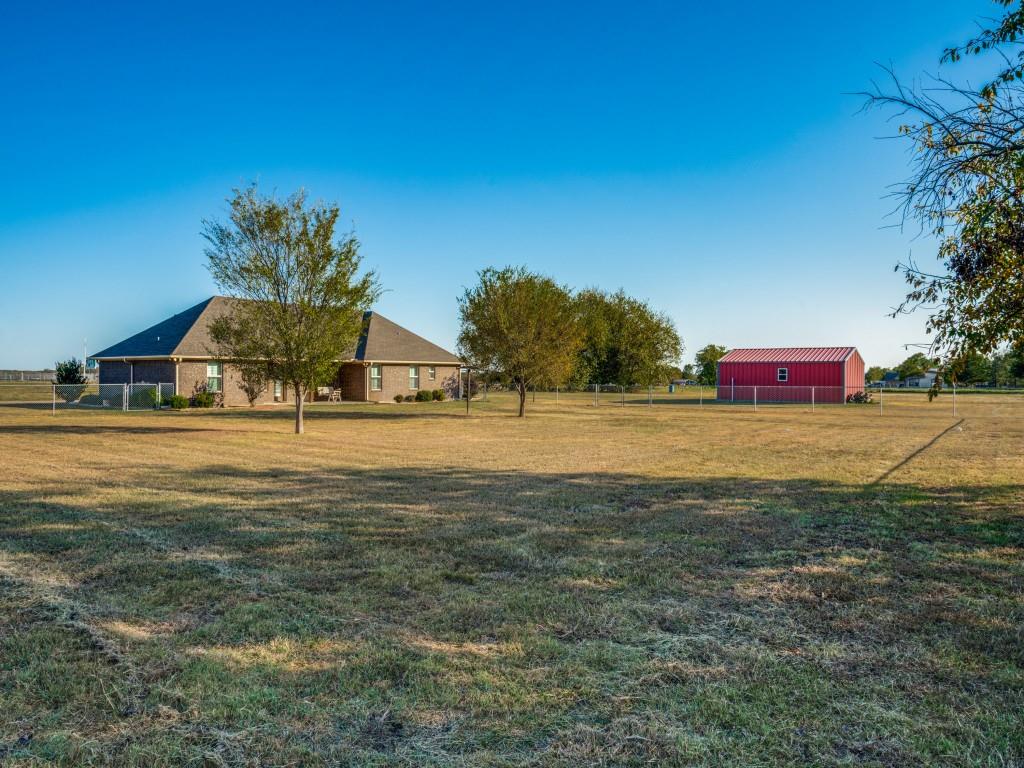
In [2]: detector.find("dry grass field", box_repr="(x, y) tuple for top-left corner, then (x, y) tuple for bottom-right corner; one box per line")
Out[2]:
(0, 394), (1021, 766)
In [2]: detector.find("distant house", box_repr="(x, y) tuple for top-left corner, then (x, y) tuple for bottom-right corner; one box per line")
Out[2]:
(881, 371), (900, 387)
(904, 368), (939, 388)
(716, 346), (865, 403)
(91, 296), (462, 406)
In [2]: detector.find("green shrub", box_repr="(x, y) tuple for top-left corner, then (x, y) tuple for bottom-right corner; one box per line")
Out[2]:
(193, 391), (215, 408)
(128, 387), (160, 409)
(54, 358), (88, 402)
(169, 394), (189, 409)
(403, 394), (415, 403)
(415, 389), (433, 402)
(394, 394), (405, 403)
(432, 389), (445, 401)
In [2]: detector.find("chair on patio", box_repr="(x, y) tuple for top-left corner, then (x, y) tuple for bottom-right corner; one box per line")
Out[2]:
(327, 388), (342, 402)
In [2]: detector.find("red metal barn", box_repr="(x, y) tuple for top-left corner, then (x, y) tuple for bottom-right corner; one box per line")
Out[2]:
(716, 347), (865, 404)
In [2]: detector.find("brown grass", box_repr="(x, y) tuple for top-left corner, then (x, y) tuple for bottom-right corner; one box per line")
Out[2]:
(0, 393), (1021, 766)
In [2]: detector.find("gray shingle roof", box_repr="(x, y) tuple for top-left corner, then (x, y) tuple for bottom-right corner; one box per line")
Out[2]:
(91, 298), (216, 359)
(357, 312), (461, 363)
(92, 296), (461, 364)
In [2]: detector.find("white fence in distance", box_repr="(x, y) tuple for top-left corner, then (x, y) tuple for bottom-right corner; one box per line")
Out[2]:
(502, 383), (1023, 418)
(586, 384), (849, 408)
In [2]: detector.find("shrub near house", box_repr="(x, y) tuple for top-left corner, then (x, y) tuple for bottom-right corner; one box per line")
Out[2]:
(53, 358), (88, 402)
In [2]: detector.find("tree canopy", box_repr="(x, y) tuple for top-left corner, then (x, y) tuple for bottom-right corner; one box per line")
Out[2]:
(941, 0), (1024, 99)
(569, 289), (682, 388)
(865, 365), (889, 383)
(694, 344), (728, 385)
(457, 267), (581, 417)
(896, 353), (936, 381)
(947, 349), (992, 385)
(53, 358), (88, 403)
(204, 186), (381, 433)
(54, 358), (87, 386)
(865, 2), (1024, 372)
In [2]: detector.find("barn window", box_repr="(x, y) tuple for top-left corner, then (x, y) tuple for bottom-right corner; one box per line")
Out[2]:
(777, 367), (788, 382)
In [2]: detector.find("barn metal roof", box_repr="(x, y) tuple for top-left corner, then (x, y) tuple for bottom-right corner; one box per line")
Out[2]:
(718, 347), (857, 364)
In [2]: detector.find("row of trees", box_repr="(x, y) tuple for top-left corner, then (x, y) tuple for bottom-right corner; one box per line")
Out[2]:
(457, 267), (682, 417)
(865, 353), (937, 384)
(866, 345), (1024, 387)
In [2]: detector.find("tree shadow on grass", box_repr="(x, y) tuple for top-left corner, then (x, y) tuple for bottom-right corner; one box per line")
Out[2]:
(0, 424), (230, 435)
(1, 465), (1021, 764)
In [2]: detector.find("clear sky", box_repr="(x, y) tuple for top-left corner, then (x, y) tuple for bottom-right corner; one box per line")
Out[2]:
(0, 1), (1000, 369)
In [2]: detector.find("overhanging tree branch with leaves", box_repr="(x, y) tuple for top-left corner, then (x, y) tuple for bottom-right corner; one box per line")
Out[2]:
(863, 2), (1024, 381)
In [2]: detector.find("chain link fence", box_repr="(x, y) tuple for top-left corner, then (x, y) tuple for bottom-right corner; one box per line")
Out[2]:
(517, 384), (850, 408)
(2, 380), (1022, 420)
(44, 383), (174, 412)
(478, 383), (1024, 419)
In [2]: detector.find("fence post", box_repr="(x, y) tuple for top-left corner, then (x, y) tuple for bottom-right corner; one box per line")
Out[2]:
(731, 378), (735, 402)
(879, 386), (883, 416)
(811, 386), (815, 412)
(621, 385), (625, 407)
(555, 386), (558, 404)
(700, 385), (703, 407)
(466, 370), (471, 415)
(753, 386), (757, 411)
(594, 383), (598, 406)
(648, 385), (652, 407)
(122, 383), (128, 412)
(52, 384), (55, 415)
(953, 382), (957, 417)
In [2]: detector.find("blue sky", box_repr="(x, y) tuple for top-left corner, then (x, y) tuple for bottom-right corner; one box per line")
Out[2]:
(0, 1), (1001, 369)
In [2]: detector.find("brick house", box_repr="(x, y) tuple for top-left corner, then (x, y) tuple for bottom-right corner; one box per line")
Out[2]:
(91, 296), (462, 406)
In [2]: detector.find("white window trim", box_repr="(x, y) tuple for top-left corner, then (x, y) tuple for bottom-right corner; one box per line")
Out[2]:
(207, 362), (223, 392)
(409, 365), (419, 390)
(777, 367), (788, 382)
(428, 366), (436, 381)
(370, 364), (382, 391)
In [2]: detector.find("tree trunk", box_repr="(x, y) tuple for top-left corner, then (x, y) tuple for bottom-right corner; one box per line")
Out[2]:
(294, 386), (305, 434)
(518, 383), (527, 417)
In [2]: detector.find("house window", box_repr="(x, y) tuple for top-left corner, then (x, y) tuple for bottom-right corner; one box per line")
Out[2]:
(274, 380), (282, 401)
(370, 364), (382, 391)
(777, 367), (788, 383)
(428, 366), (436, 381)
(207, 362), (223, 392)
(409, 365), (419, 389)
